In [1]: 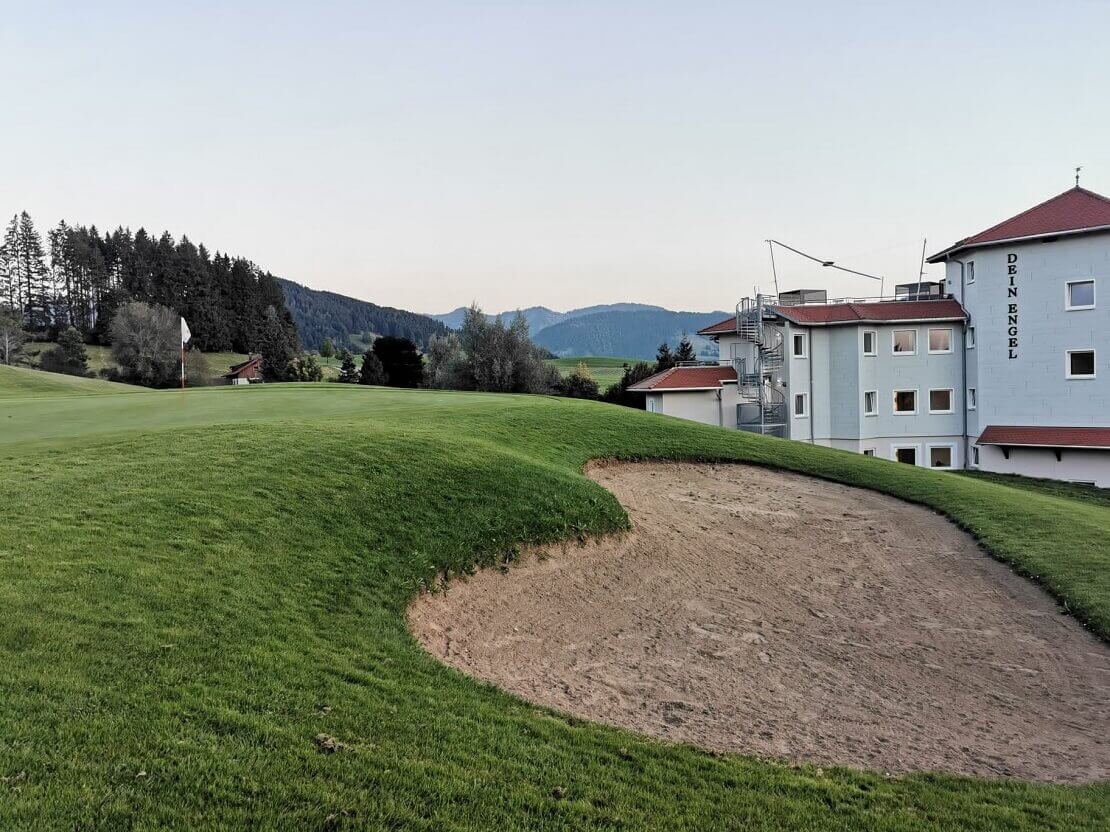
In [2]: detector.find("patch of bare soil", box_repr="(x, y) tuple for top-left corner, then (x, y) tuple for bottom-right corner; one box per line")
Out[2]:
(409, 462), (1110, 783)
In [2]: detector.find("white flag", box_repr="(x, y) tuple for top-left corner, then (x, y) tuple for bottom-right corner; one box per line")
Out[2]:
(181, 317), (192, 347)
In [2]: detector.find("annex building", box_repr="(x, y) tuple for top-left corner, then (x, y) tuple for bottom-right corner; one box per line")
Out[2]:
(630, 186), (1110, 486)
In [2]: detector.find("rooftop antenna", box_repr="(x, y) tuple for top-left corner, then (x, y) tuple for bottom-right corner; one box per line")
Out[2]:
(916, 237), (927, 298)
(766, 239), (780, 297)
(1076, 166), (1082, 187)
(766, 238), (884, 298)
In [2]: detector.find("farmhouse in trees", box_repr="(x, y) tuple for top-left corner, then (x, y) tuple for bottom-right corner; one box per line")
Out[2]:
(631, 186), (1110, 486)
(222, 356), (263, 385)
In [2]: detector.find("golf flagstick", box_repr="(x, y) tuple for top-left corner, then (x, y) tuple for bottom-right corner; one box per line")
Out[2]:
(180, 317), (192, 390)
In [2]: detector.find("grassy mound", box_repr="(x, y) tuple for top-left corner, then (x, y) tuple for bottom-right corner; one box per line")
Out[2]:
(0, 363), (139, 399)
(1, 378), (1108, 829)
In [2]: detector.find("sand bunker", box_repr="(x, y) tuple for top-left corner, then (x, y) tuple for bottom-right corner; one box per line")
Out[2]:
(409, 462), (1110, 783)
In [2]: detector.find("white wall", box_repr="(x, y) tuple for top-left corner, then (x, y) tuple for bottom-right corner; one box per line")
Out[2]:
(655, 389), (723, 427)
(978, 445), (1110, 487)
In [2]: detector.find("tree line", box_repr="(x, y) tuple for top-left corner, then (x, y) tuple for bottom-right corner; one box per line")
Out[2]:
(0, 211), (298, 354)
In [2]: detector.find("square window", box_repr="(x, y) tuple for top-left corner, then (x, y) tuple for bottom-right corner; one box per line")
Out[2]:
(966, 261), (975, 284)
(793, 392), (808, 417)
(863, 390), (877, 415)
(792, 333), (807, 358)
(929, 446), (953, 469)
(967, 387), (976, 409)
(894, 447), (917, 465)
(862, 330), (876, 356)
(929, 389), (953, 413)
(893, 390), (917, 414)
(892, 329), (916, 355)
(1067, 350), (1096, 378)
(928, 328), (952, 353)
(1066, 280), (1095, 310)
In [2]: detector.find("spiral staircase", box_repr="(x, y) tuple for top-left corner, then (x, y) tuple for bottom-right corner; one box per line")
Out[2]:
(732, 295), (787, 437)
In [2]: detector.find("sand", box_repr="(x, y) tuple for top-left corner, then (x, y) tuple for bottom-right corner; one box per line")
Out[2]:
(408, 461), (1110, 783)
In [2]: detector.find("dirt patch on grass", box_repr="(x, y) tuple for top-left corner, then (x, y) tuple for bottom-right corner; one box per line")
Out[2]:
(409, 461), (1110, 783)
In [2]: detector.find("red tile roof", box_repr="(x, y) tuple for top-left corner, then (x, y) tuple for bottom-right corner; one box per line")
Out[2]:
(929, 187), (1110, 261)
(773, 299), (965, 325)
(629, 365), (737, 391)
(698, 315), (740, 336)
(978, 425), (1110, 449)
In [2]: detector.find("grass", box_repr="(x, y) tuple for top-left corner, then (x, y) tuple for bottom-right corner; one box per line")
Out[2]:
(1, 369), (1108, 830)
(21, 341), (248, 384)
(961, 469), (1110, 509)
(548, 356), (641, 389)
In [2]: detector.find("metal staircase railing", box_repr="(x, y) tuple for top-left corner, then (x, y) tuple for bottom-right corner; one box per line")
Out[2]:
(732, 294), (786, 437)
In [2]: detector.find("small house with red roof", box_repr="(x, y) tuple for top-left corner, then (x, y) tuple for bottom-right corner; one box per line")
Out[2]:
(222, 355), (263, 385)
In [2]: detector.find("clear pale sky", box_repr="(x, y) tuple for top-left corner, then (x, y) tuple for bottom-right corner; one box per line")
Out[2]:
(3, 1), (1108, 314)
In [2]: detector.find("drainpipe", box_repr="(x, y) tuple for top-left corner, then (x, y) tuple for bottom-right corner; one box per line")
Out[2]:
(947, 256), (969, 468)
(807, 327), (815, 444)
(717, 388), (723, 427)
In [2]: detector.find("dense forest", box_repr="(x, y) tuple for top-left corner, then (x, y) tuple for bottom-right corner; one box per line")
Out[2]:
(533, 308), (726, 360)
(0, 211), (298, 352)
(278, 278), (447, 351)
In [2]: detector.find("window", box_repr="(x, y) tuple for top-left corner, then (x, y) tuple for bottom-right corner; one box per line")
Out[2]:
(862, 330), (877, 356)
(928, 445), (955, 469)
(792, 332), (808, 358)
(1066, 279), (1096, 310)
(972, 446), (980, 466)
(928, 388), (953, 413)
(966, 261), (975, 284)
(646, 397), (658, 413)
(893, 389), (917, 414)
(893, 446), (918, 465)
(1067, 349), (1096, 379)
(793, 392), (808, 418)
(966, 325), (975, 349)
(863, 449), (876, 457)
(863, 390), (877, 416)
(928, 328), (952, 353)
(892, 329), (916, 355)
(967, 387), (976, 410)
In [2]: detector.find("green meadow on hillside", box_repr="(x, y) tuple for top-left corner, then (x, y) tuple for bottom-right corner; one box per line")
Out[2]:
(1, 368), (1108, 830)
(20, 342), (249, 384)
(548, 355), (641, 389)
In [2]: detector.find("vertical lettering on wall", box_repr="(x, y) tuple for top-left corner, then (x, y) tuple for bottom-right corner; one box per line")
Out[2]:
(1006, 253), (1018, 359)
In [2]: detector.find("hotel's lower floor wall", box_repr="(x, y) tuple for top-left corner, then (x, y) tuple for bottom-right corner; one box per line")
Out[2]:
(811, 436), (966, 469)
(977, 444), (1110, 487)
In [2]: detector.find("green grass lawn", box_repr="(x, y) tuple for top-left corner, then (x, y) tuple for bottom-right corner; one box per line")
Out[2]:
(548, 356), (641, 390)
(1, 367), (1108, 830)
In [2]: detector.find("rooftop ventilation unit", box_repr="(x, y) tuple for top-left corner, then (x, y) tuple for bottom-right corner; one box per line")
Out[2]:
(778, 289), (828, 306)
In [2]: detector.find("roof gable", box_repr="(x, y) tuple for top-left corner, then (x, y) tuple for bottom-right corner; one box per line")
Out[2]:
(929, 187), (1110, 261)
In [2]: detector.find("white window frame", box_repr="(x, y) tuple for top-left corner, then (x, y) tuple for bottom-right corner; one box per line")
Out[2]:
(927, 328), (953, 354)
(1065, 279), (1096, 311)
(1066, 349), (1097, 379)
(792, 332), (808, 359)
(646, 396), (659, 413)
(891, 443), (920, 466)
(793, 392), (809, 418)
(966, 325), (975, 349)
(966, 261), (975, 284)
(926, 442), (957, 470)
(893, 388), (918, 415)
(863, 389), (877, 416)
(862, 329), (877, 356)
(862, 448), (876, 457)
(928, 388), (954, 414)
(892, 329), (917, 356)
(967, 387), (976, 410)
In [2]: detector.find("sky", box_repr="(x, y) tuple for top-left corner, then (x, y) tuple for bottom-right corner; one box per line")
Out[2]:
(3, 1), (1109, 315)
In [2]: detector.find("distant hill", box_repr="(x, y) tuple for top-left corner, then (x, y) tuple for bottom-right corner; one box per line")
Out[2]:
(429, 302), (715, 360)
(278, 279), (448, 351)
(533, 309), (728, 360)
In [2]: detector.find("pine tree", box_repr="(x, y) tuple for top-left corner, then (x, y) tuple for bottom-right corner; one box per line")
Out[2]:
(655, 342), (675, 372)
(336, 349), (359, 383)
(40, 326), (89, 376)
(1, 215), (19, 312)
(674, 333), (697, 363)
(258, 305), (296, 381)
(18, 213), (51, 331)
